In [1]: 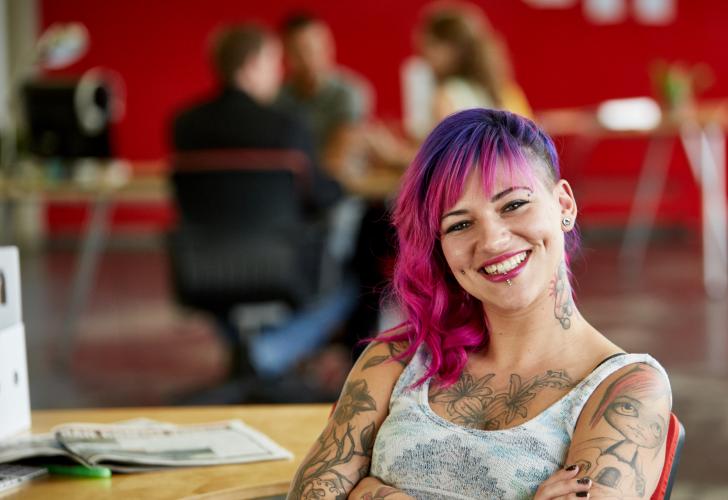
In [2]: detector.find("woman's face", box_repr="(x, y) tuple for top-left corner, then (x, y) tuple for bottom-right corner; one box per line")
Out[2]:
(420, 35), (458, 79)
(439, 162), (576, 313)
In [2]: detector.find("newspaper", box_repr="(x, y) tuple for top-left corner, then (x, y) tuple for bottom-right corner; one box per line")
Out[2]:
(0, 419), (292, 473)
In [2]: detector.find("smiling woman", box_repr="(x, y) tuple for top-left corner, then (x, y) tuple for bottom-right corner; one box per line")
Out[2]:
(287, 109), (672, 500)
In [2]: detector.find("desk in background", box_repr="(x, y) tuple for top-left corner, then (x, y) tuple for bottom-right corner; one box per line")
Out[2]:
(538, 101), (728, 298)
(7, 404), (330, 500)
(0, 160), (170, 370)
(0, 158), (403, 372)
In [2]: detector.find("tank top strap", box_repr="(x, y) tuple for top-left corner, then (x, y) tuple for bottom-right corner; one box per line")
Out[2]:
(388, 344), (431, 410)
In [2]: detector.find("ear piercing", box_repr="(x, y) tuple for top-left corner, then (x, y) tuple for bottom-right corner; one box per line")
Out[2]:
(562, 217), (572, 227)
(460, 269), (466, 275)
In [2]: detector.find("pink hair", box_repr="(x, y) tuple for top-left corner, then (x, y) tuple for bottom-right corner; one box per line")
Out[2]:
(379, 109), (578, 387)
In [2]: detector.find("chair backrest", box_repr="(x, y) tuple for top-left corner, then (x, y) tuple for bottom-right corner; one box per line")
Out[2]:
(171, 149), (311, 232)
(651, 412), (685, 500)
(168, 149), (322, 310)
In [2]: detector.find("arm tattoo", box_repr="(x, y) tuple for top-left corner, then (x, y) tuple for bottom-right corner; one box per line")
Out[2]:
(288, 422), (373, 499)
(333, 379), (377, 424)
(576, 364), (670, 497)
(288, 379), (378, 499)
(550, 260), (574, 330)
(361, 486), (401, 499)
(430, 369), (574, 430)
(362, 341), (408, 370)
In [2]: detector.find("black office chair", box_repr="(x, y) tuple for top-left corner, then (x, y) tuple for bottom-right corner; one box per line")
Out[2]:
(169, 149), (321, 306)
(168, 149), (348, 393)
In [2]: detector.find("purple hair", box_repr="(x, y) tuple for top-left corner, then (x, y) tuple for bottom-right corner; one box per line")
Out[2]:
(384, 108), (580, 387)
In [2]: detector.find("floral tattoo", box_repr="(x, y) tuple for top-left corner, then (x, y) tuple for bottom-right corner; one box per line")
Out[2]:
(288, 379), (378, 499)
(429, 369), (575, 430)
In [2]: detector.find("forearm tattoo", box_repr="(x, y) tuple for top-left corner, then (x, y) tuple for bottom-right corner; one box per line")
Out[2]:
(550, 260), (574, 330)
(429, 369), (575, 430)
(575, 364), (670, 497)
(288, 379), (378, 499)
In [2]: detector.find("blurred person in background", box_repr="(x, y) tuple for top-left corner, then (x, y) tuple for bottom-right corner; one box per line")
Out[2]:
(369, 1), (531, 167)
(172, 23), (341, 210)
(171, 24), (345, 383)
(278, 12), (387, 368)
(277, 12), (372, 177)
(419, 1), (531, 126)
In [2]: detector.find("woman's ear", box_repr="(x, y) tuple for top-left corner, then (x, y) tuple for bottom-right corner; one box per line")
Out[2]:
(554, 179), (577, 231)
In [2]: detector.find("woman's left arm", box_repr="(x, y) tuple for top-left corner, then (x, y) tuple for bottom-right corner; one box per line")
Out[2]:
(564, 362), (672, 499)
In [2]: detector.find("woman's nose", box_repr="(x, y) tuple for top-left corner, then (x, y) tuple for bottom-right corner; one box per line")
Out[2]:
(477, 216), (510, 255)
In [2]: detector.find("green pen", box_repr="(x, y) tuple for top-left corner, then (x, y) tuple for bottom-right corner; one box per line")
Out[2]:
(47, 464), (112, 478)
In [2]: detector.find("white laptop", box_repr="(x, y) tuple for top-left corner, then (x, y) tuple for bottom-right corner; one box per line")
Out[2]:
(0, 247), (31, 441)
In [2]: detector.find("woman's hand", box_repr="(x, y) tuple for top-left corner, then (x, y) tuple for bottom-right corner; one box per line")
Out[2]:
(348, 476), (415, 499)
(533, 465), (592, 499)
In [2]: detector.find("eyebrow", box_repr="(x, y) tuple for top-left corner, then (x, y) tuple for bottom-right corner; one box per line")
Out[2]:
(440, 186), (533, 221)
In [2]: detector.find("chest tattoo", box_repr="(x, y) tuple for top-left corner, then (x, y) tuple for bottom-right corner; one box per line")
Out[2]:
(429, 369), (576, 430)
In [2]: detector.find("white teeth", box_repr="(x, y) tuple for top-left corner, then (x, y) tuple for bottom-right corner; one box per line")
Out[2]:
(482, 251), (528, 275)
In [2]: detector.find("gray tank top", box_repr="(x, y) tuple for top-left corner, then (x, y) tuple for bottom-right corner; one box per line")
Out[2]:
(370, 348), (669, 499)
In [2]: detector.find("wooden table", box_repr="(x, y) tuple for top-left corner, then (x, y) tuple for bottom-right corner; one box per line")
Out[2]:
(5, 405), (330, 500)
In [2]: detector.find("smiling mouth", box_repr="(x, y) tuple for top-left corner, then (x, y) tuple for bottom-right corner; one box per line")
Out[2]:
(480, 250), (531, 276)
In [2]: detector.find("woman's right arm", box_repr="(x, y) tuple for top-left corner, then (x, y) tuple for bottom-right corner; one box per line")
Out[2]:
(286, 338), (411, 499)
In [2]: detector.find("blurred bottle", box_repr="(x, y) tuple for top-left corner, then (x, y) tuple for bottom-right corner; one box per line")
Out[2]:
(651, 60), (714, 120)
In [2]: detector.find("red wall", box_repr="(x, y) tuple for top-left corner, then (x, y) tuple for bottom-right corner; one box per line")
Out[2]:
(40, 0), (728, 160)
(39, 0), (728, 228)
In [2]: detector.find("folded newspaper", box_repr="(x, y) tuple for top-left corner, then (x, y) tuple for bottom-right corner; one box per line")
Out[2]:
(0, 418), (292, 473)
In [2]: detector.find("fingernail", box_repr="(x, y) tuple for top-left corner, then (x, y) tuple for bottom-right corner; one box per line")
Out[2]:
(577, 478), (591, 485)
(565, 464), (578, 471)
(576, 492), (588, 498)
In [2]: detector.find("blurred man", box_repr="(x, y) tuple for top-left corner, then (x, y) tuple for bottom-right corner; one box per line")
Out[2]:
(277, 13), (370, 175)
(173, 23), (340, 209)
(171, 24), (348, 386)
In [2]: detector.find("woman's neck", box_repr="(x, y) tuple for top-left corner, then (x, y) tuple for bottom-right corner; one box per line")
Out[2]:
(480, 262), (590, 369)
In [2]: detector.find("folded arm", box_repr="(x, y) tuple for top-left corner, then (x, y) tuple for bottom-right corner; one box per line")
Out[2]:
(287, 336), (411, 499)
(565, 362), (672, 499)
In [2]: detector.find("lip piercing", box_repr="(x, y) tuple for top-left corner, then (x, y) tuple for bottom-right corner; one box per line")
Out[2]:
(562, 217), (572, 226)
(506, 279), (512, 287)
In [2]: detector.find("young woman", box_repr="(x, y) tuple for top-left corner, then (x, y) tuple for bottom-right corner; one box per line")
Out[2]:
(417, 2), (531, 127)
(287, 109), (672, 500)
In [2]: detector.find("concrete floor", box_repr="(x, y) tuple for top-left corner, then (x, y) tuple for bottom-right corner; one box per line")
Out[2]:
(16, 237), (728, 498)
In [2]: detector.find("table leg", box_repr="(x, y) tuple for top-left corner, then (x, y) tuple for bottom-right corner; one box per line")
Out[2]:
(619, 136), (675, 280)
(56, 194), (111, 369)
(680, 122), (728, 298)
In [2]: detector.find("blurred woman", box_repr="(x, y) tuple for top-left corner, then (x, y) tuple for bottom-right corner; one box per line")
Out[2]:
(418, 1), (531, 127)
(370, 1), (531, 167)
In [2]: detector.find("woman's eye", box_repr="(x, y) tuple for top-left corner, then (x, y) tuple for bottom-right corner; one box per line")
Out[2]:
(445, 221), (470, 234)
(503, 200), (529, 213)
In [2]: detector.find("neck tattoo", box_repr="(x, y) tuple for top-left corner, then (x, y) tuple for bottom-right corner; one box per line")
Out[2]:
(551, 261), (575, 330)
